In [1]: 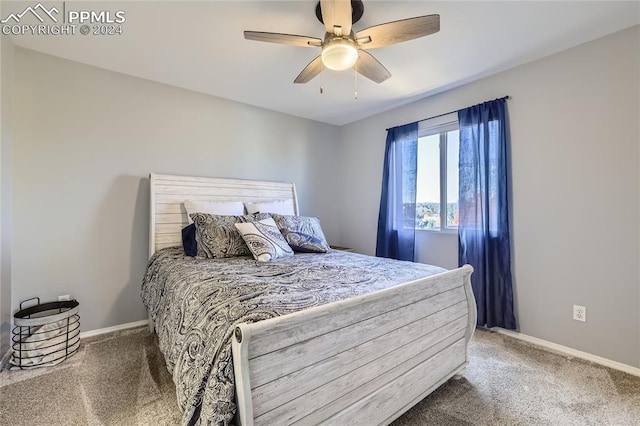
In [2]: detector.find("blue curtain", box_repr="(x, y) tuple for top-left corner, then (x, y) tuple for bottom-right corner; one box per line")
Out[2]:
(458, 98), (516, 329)
(376, 122), (418, 261)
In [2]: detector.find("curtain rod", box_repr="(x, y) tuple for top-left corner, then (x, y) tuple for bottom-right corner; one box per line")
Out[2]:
(385, 95), (510, 131)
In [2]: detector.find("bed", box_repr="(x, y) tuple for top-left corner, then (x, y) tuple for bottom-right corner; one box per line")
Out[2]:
(142, 173), (476, 426)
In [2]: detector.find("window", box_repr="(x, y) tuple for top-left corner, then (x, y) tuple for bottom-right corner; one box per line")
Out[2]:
(415, 120), (459, 231)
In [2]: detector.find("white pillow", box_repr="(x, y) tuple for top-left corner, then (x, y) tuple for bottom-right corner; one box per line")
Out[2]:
(234, 218), (294, 262)
(184, 199), (245, 224)
(244, 199), (295, 216)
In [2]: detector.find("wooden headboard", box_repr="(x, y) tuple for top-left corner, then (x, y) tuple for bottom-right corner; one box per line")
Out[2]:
(149, 173), (299, 256)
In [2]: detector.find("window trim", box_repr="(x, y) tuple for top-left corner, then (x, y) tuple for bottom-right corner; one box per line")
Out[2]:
(416, 119), (459, 233)
(439, 131), (450, 232)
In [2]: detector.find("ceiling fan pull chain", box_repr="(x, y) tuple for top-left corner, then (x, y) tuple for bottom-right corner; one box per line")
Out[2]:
(354, 62), (358, 100)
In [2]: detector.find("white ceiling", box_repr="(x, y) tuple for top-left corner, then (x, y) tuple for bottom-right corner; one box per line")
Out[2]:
(6, 1), (640, 125)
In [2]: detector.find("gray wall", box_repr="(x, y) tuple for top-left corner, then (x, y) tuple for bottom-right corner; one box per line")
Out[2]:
(339, 26), (640, 367)
(12, 48), (342, 333)
(7, 26), (640, 369)
(0, 35), (13, 357)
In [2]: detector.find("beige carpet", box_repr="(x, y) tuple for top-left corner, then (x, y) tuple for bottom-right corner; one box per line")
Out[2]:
(0, 328), (180, 425)
(1, 327), (639, 425)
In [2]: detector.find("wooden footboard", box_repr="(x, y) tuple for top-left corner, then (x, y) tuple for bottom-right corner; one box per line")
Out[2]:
(232, 265), (476, 425)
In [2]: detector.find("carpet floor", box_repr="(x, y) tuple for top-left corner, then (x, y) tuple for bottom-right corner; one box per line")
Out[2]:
(1, 327), (639, 425)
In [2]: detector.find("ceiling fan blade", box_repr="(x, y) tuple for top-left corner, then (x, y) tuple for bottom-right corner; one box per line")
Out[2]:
(244, 31), (322, 48)
(320, 0), (352, 36)
(356, 50), (391, 83)
(356, 14), (440, 49)
(294, 55), (324, 83)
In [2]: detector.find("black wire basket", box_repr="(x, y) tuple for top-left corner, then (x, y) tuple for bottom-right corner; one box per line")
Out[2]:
(11, 297), (80, 369)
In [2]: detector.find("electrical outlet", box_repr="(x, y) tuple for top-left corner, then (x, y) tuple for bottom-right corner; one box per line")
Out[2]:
(58, 294), (71, 301)
(573, 305), (586, 322)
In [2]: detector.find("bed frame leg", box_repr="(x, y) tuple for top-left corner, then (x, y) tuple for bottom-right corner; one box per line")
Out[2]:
(453, 367), (466, 380)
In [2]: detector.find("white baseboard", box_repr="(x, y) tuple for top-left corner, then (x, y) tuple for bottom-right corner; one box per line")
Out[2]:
(79, 319), (149, 339)
(493, 328), (640, 378)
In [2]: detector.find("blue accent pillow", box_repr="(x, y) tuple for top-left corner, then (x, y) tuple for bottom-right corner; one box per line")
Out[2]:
(181, 224), (197, 257)
(271, 214), (330, 253)
(285, 232), (327, 253)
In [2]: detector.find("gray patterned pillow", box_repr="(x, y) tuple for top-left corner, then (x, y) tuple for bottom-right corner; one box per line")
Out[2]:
(235, 218), (294, 262)
(271, 214), (330, 253)
(190, 213), (270, 258)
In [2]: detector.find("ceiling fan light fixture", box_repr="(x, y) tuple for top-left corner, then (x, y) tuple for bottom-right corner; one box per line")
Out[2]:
(321, 39), (358, 71)
(244, 2), (440, 84)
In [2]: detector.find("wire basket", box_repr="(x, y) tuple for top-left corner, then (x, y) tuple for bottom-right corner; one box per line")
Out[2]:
(11, 297), (80, 369)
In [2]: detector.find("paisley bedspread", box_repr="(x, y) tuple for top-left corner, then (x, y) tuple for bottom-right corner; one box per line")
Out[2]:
(141, 247), (446, 425)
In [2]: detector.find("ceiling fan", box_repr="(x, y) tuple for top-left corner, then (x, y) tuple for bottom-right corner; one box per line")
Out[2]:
(244, 0), (440, 84)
